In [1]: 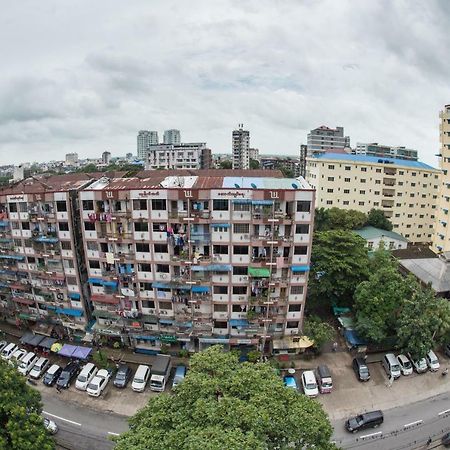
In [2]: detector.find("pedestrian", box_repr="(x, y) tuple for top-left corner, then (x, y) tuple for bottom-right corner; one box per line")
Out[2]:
(56, 385), (61, 394)
(332, 342), (338, 352)
(426, 437), (432, 446)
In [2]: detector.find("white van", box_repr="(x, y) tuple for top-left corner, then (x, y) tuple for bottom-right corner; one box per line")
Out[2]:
(301, 370), (319, 397)
(1, 343), (18, 360)
(29, 357), (50, 379)
(75, 363), (98, 390)
(426, 350), (440, 371)
(132, 365), (150, 392)
(18, 352), (39, 376)
(382, 353), (401, 379)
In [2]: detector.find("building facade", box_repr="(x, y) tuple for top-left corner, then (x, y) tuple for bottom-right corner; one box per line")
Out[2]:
(432, 104), (450, 253)
(306, 153), (439, 243)
(137, 131), (159, 160)
(78, 172), (314, 353)
(307, 126), (350, 153)
(145, 143), (211, 170)
(65, 153), (79, 166)
(232, 125), (250, 170)
(0, 174), (96, 340)
(354, 143), (418, 161)
(261, 156), (300, 177)
(163, 129), (181, 145)
(102, 151), (112, 165)
(249, 148), (260, 161)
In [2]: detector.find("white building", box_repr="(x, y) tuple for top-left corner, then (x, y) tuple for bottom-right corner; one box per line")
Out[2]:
(307, 126), (350, 154)
(137, 131), (159, 159)
(65, 153), (79, 166)
(102, 151), (111, 165)
(163, 129), (181, 145)
(354, 226), (408, 251)
(354, 143), (418, 161)
(232, 124), (250, 170)
(146, 143), (211, 170)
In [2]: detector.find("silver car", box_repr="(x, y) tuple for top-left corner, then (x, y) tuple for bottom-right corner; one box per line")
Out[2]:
(397, 354), (413, 376)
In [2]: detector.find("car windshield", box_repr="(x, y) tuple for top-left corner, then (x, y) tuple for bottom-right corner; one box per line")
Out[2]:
(356, 415), (364, 425)
(306, 383), (317, 390)
(360, 367), (369, 374)
(403, 360), (411, 368)
(392, 364), (400, 371)
(78, 375), (87, 382)
(19, 361), (27, 368)
(116, 372), (126, 380)
(134, 378), (143, 384)
(59, 373), (69, 381)
(87, 382), (98, 390)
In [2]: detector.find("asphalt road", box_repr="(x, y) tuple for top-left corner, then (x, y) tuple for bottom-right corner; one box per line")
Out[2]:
(332, 391), (450, 449)
(40, 390), (128, 450)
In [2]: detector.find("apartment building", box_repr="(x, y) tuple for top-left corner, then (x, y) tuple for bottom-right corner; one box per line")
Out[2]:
(0, 174), (98, 340)
(232, 124), (250, 170)
(261, 156), (300, 177)
(354, 143), (418, 161)
(78, 171), (314, 353)
(163, 129), (181, 145)
(137, 130), (158, 159)
(307, 125), (350, 153)
(306, 153), (440, 243)
(432, 104), (450, 253)
(146, 143), (211, 170)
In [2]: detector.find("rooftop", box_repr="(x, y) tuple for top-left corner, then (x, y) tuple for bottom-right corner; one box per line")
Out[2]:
(308, 152), (438, 171)
(354, 226), (408, 243)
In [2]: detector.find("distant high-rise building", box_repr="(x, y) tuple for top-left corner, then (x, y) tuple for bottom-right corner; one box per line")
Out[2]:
(248, 148), (260, 161)
(163, 129), (181, 145)
(146, 143), (211, 170)
(65, 153), (79, 166)
(12, 165), (24, 182)
(299, 144), (307, 178)
(232, 124), (250, 170)
(354, 143), (418, 161)
(137, 130), (158, 159)
(307, 126), (350, 153)
(102, 151), (111, 165)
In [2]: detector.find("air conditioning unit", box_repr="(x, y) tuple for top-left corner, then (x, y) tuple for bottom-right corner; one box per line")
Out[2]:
(241, 276), (248, 281)
(160, 310), (168, 315)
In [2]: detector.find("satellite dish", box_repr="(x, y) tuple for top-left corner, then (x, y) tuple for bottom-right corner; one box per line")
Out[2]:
(251, 183), (257, 189)
(291, 183), (299, 189)
(234, 183), (240, 188)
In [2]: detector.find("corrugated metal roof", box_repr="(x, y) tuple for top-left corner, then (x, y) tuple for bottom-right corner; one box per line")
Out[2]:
(354, 226), (408, 242)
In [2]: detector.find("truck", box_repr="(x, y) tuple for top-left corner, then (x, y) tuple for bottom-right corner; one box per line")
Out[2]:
(150, 354), (172, 392)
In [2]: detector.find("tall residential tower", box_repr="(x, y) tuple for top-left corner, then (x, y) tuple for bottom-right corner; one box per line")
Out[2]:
(232, 124), (250, 170)
(137, 131), (159, 159)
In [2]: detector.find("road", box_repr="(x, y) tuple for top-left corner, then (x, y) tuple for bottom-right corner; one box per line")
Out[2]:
(332, 391), (450, 449)
(40, 390), (128, 450)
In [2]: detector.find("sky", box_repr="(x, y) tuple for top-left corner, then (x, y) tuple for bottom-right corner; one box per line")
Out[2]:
(0, 0), (449, 166)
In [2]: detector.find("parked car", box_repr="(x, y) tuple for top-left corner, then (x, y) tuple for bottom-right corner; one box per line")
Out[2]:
(1, 342), (18, 360)
(397, 354), (413, 376)
(345, 410), (384, 433)
(17, 352), (39, 376)
(301, 370), (319, 397)
(382, 353), (401, 379)
(75, 363), (98, 391)
(426, 350), (440, 371)
(29, 357), (50, 379)
(442, 431), (450, 447)
(43, 418), (58, 435)
(0, 341), (7, 353)
(56, 361), (80, 389)
(172, 365), (187, 389)
(408, 354), (428, 373)
(316, 364), (333, 394)
(9, 348), (28, 367)
(43, 364), (63, 386)
(352, 357), (370, 381)
(132, 365), (151, 392)
(113, 365), (133, 388)
(283, 375), (298, 390)
(87, 369), (111, 397)
(444, 343), (450, 358)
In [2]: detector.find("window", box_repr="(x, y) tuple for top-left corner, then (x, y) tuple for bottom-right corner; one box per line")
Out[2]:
(56, 201), (67, 212)
(140, 282), (153, 291)
(233, 203), (250, 212)
(376, 168), (382, 173)
(156, 264), (170, 273)
(233, 266), (247, 275)
(84, 222), (96, 231)
(214, 304), (228, 312)
(134, 222), (148, 232)
(327, 177), (334, 181)
(361, 179), (366, 183)
(133, 199), (148, 210)
(344, 189), (350, 194)
(374, 191), (380, 195)
(151, 199), (166, 210)
(290, 285), (304, 295)
(142, 300), (155, 309)
(214, 321), (228, 329)
(286, 321), (299, 329)
(138, 263), (152, 272)
(327, 188), (334, 193)
(61, 241), (72, 250)
(59, 222), (69, 231)
(359, 190), (365, 195)
(361, 167), (367, 172)
(233, 223), (249, 234)
(359, 201), (364, 206)
(136, 243), (150, 252)
(87, 241), (98, 251)
(232, 286), (247, 295)
(375, 180), (381, 184)
(294, 246), (307, 255)
(8, 203), (17, 212)
(213, 245), (228, 254)
(152, 222), (166, 232)
(233, 245), (248, 255)
(21, 221), (30, 230)
(328, 165), (335, 170)
(343, 201), (349, 205)
(213, 199), (229, 211)
(82, 200), (94, 210)
(214, 286), (228, 294)
(344, 178), (350, 182)
(288, 304), (302, 312)
(212, 225), (228, 232)
(295, 224), (309, 234)
(154, 244), (168, 253)
(296, 201), (311, 212)
(326, 200), (333, 205)
(89, 260), (100, 269)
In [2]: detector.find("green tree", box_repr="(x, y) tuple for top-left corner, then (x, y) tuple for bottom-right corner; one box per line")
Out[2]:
(0, 360), (55, 450)
(366, 209), (393, 231)
(280, 167), (294, 178)
(114, 346), (337, 450)
(218, 160), (232, 169)
(303, 316), (335, 352)
(249, 159), (260, 169)
(314, 207), (330, 231)
(308, 230), (370, 307)
(93, 350), (111, 369)
(314, 207), (367, 231)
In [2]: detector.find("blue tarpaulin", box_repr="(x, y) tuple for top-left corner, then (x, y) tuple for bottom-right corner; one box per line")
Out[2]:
(344, 330), (368, 346)
(232, 199), (252, 204)
(159, 319), (174, 325)
(230, 319), (249, 327)
(0, 221), (9, 227)
(68, 293), (81, 300)
(34, 236), (59, 244)
(252, 200), (273, 206)
(103, 280), (118, 288)
(291, 265), (310, 273)
(55, 308), (84, 317)
(192, 286), (210, 293)
(0, 254), (24, 260)
(192, 266), (208, 272)
(135, 335), (157, 341)
(211, 223), (230, 228)
(208, 264), (232, 272)
(88, 278), (103, 284)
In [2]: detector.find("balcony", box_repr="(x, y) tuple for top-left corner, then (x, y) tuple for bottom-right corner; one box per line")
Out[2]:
(382, 179), (396, 187)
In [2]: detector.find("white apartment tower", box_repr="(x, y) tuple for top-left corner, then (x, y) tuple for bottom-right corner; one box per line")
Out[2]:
(232, 124), (250, 170)
(163, 129), (181, 145)
(307, 126), (350, 154)
(137, 130), (159, 159)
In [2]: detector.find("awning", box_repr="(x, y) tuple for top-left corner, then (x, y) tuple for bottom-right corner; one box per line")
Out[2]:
(272, 336), (314, 350)
(344, 330), (368, 346)
(208, 264), (232, 272)
(192, 286), (210, 293)
(232, 199), (252, 204)
(68, 293), (81, 300)
(38, 337), (57, 349)
(72, 346), (92, 360)
(159, 319), (174, 325)
(34, 237), (59, 244)
(248, 267), (270, 277)
(103, 281), (118, 288)
(58, 344), (78, 357)
(199, 337), (230, 344)
(0, 254), (24, 260)
(252, 200), (273, 206)
(29, 334), (45, 347)
(55, 308), (84, 317)
(291, 265), (310, 273)
(134, 335), (157, 341)
(338, 316), (355, 330)
(88, 278), (103, 284)
(211, 223), (230, 228)
(20, 332), (35, 345)
(192, 266), (208, 272)
(152, 282), (168, 289)
(230, 319), (249, 327)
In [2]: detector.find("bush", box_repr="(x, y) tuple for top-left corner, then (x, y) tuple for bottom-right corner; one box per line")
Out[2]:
(247, 350), (261, 363)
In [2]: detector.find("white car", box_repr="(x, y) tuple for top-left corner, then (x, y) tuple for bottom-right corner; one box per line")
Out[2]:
(86, 369), (111, 397)
(29, 357), (50, 379)
(75, 363), (98, 391)
(408, 353), (428, 374)
(426, 350), (440, 371)
(301, 370), (319, 398)
(9, 348), (27, 366)
(1, 342), (18, 360)
(43, 418), (58, 434)
(397, 354), (413, 376)
(0, 341), (7, 353)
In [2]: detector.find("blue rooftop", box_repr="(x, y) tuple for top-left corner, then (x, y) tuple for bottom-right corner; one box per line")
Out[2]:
(310, 153), (437, 171)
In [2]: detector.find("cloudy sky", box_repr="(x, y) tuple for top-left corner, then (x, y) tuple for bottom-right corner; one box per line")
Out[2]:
(0, 0), (449, 166)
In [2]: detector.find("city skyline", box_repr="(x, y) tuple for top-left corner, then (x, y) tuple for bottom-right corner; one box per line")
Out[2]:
(1, 1), (450, 166)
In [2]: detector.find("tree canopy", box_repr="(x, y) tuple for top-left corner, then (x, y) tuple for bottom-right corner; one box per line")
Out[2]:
(308, 230), (370, 307)
(314, 207), (367, 231)
(114, 346), (337, 450)
(0, 360), (55, 450)
(303, 316), (335, 352)
(366, 208), (393, 231)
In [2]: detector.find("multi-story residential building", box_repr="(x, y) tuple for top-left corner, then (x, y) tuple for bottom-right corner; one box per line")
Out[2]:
(78, 170), (314, 353)
(65, 153), (79, 166)
(306, 153), (440, 243)
(261, 156), (300, 177)
(432, 104), (450, 253)
(146, 143), (211, 170)
(102, 151), (112, 165)
(307, 126), (350, 153)
(249, 148), (260, 161)
(0, 174), (99, 340)
(232, 124), (250, 170)
(354, 143), (418, 161)
(163, 129), (181, 145)
(137, 130), (159, 159)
